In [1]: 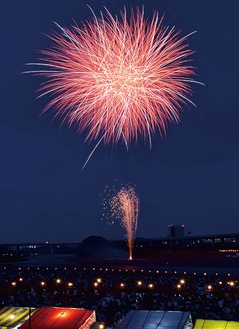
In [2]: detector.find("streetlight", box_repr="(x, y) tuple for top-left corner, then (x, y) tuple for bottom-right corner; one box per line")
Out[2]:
(228, 281), (235, 286)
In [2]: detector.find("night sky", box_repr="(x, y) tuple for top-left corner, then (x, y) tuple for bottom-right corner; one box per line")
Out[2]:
(1, 0), (239, 243)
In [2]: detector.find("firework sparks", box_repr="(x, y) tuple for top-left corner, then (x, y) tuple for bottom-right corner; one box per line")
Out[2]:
(27, 6), (202, 151)
(104, 184), (139, 260)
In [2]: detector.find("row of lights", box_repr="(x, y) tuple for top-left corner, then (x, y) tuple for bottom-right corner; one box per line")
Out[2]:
(11, 277), (238, 290)
(11, 279), (73, 287)
(10, 278), (155, 289)
(93, 279), (155, 289)
(4, 267), (235, 277)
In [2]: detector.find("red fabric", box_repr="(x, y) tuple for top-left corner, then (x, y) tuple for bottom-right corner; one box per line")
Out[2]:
(19, 307), (95, 329)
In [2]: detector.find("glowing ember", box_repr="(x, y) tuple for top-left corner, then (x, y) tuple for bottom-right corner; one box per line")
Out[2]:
(107, 185), (139, 260)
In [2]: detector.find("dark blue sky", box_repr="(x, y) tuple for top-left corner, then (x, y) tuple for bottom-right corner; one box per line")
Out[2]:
(1, 0), (239, 243)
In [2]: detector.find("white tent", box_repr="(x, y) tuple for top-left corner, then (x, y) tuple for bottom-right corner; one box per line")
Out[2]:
(118, 310), (193, 329)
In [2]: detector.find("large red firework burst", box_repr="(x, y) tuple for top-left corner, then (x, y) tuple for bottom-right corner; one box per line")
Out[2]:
(28, 7), (200, 147)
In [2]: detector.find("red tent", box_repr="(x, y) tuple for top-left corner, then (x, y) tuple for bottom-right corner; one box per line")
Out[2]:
(19, 307), (96, 329)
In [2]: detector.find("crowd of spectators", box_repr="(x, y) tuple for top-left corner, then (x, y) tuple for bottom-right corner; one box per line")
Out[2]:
(0, 265), (239, 327)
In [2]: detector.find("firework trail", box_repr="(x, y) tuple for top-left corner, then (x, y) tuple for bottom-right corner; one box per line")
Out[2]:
(103, 184), (139, 260)
(27, 6), (202, 164)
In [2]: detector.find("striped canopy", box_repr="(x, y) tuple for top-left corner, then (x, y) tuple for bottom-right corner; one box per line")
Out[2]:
(0, 307), (34, 329)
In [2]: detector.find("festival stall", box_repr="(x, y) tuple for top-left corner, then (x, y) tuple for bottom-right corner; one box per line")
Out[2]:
(19, 306), (96, 329)
(0, 307), (34, 329)
(118, 310), (193, 329)
(194, 319), (239, 328)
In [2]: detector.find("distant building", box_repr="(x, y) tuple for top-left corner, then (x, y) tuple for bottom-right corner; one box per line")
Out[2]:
(168, 224), (185, 238)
